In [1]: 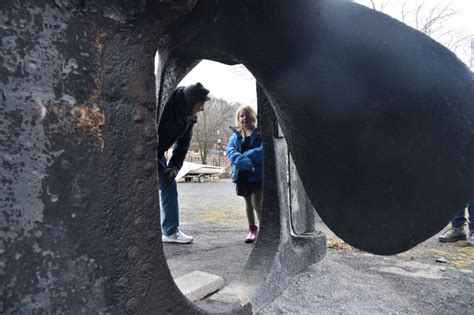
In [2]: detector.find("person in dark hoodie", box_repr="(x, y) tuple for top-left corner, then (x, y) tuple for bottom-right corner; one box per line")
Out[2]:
(158, 82), (210, 243)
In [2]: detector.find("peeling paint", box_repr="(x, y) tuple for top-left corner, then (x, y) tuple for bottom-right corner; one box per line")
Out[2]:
(1, 3), (106, 313)
(42, 102), (106, 150)
(89, 30), (109, 102)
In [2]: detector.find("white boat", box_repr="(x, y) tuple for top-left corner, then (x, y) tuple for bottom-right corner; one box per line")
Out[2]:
(176, 161), (225, 182)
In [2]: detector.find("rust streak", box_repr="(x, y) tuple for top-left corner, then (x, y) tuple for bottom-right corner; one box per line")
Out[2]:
(42, 101), (106, 151)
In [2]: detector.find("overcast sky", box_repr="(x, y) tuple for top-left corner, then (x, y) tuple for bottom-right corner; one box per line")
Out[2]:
(179, 0), (473, 105)
(179, 62), (257, 106)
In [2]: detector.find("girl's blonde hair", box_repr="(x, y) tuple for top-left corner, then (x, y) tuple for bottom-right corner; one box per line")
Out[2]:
(235, 105), (257, 137)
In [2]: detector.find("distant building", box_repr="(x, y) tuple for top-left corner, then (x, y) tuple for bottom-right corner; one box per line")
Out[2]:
(185, 147), (231, 169)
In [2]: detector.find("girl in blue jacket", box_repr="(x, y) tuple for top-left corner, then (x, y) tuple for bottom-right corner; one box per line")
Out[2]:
(226, 105), (263, 243)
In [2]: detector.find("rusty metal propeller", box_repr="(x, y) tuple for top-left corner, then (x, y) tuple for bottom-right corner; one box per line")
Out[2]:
(171, 0), (474, 254)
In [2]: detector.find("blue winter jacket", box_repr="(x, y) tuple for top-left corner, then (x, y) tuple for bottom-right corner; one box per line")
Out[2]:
(226, 127), (263, 183)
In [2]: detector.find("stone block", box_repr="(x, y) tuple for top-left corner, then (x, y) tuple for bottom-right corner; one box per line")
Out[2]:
(174, 271), (225, 302)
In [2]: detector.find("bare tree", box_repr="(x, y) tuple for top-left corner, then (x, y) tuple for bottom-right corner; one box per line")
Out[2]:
(369, 0), (390, 12)
(362, 0), (473, 70)
(193, 97), (235, 164)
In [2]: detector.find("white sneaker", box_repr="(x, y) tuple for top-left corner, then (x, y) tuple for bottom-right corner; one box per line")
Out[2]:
(468, 231), (474, 246)
(162, 231), (194, 244)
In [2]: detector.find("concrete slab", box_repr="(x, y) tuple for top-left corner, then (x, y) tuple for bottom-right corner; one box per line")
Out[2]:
(174, 271), (225, 302)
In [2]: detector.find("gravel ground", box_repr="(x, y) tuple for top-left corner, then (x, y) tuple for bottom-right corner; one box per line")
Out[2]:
(164, 179), (474, 314)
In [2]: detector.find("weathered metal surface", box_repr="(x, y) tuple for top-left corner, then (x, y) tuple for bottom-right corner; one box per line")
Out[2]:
(1, 1), (201, 313)
(289, 153), (317, 235)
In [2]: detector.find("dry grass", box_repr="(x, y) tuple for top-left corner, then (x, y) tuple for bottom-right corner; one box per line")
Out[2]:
(397, 238), (474, 269)
(200, 209), (246, 226)
(326, 236), (353, 250)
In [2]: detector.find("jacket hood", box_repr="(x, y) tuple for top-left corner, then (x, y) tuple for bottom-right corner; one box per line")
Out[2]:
(183, 82), (210, 106)
(230, 126), (239, 134)
(229, 126), (257, 137)
(175, 87), (194, 118)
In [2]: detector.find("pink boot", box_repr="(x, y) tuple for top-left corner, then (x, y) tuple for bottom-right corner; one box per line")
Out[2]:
(245, 224), (259, 243)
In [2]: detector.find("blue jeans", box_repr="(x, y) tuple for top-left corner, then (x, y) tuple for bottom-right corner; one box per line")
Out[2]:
(159, 172), (180, 236)
(451, 203), (474, 231)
